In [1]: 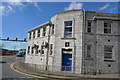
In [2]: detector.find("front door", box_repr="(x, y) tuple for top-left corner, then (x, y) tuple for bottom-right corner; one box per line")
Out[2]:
(62, 54), (72, 71)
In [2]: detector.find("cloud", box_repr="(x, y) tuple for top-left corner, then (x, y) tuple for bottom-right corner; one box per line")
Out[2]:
(64, 2), (83, 11)
(99, 3), (110, 10)
(33, 2), (41, 11)
(0, 1), (41, 16)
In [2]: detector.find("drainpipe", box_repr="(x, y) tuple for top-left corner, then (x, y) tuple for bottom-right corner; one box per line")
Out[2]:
(93, 13), (97, 75)
(73, 18), (76, 73)
(45, 21), (52, 71)
(82, 9), (86, 74)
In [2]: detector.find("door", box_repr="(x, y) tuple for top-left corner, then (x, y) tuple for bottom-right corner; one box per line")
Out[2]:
(62, 54), (72, 71)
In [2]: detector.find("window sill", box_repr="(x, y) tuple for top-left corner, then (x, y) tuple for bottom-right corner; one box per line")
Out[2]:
(35, 54), (39, 56)
(104, 59), (115, 62)
(85, 32), (93, 35)
(61, 37), (76, 40)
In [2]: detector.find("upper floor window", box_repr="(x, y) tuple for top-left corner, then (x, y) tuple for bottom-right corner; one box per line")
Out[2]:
(35, 46), (39, 54)
(41, 45), (44, 54)
(64, 21), (72, 38)
(43, 27), (46, 36)
(29, 33), (31, 40)
(33, 31), (35, 38)
(104, 45), (113, 59)
(31, 47), (34, 54)
(37, 29), (40, 37)
(51, 24), (54, 34)
(87, 21), (92, 33)
(104, 22), (111, 34)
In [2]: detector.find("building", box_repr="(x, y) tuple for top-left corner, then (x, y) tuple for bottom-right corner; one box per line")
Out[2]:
(1, 48), (18, 55)
(25, 9), (120, 74)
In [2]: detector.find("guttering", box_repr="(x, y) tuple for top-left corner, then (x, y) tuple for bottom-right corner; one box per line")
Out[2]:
(27, 22), (50, 32)
(93, 16), (120, 21)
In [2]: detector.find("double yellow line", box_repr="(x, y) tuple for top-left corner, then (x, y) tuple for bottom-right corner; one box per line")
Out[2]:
(10, 62), (47, 79)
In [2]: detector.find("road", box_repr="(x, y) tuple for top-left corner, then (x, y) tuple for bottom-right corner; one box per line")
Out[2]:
(1, 56), (48, 80)
(1, 56), (119, 80)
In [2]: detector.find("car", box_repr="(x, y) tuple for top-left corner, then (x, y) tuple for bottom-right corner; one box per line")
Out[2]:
(16, 51), (25, 57)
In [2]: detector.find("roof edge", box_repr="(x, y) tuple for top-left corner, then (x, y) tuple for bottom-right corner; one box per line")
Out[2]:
(27, 22), (50, 32)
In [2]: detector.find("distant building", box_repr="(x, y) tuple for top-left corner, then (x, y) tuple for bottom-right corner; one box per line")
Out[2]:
(25, 9), (120, 74)
(2, 48), (18, 55)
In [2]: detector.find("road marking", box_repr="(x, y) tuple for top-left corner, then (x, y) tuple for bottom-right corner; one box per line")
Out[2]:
(10, 62), (47, 79)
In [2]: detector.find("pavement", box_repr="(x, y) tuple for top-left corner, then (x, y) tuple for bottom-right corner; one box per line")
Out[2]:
(11, 60), (120, 80)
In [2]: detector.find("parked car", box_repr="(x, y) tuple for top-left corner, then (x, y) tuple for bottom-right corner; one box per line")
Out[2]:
(16, 51), (25, 57)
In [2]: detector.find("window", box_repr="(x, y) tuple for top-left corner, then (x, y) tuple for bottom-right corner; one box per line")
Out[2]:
(27, 46), (30, 54)
(41, 45), (44, 54)
(64, 21), (72, 37)
(33, 31), (35, 38)
(104, 46), (113, 59)
(35, 46), (39, 54)
(29, 33), (31, 40)
(65, 42), (69, 47)
(43, 27), (46, 36)
(37, 29), (40, 37)
(50, 44), (53, 55)
(87, 21), (92, 33)
(104, 22), (111, 34)
(31, 47), (34, 54)
(51, 24), (54, 34)
(86, 44), (92, 58)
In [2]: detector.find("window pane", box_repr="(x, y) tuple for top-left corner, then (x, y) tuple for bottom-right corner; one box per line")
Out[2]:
(65, 27), (72, 32)
(87, 28), (91, 32)
(88, 21), (91, 26)
(104, 46), (112, 52)
(65, 21), (72, 26)
(65, 32), (72, 37)
(104, 46), (113, 59)
(104, 53), (112, 58)
(104, 23), (107, 27)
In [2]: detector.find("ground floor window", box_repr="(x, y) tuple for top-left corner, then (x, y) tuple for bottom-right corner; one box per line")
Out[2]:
(104, 45), (113, 59)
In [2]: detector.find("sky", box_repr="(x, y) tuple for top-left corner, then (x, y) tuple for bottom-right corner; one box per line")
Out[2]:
(0, 2), (119, 50)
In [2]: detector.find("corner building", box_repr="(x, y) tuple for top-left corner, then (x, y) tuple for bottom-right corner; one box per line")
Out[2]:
(25, 9), (120, 74)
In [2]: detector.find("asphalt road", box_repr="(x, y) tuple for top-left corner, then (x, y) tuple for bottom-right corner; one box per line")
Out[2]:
(1, 56), (120, 80)
(1, 56), (49, 80)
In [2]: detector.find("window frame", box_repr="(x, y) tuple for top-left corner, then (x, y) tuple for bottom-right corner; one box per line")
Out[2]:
(50, 44), (53, 55)
(87, 20), (92, 33)
(104, 21), (112, 34)
(51, 24), (54, 35)
(43, 27), (46, 36)
(29, 32), (31, 40)
(37, 29), (40, 37)
(27, 46), (30, 54)
(64, 21), (73, 38)
(104, 45), (113, 59)
(33, 31), (36, 38)
(86, 44), (92, 59)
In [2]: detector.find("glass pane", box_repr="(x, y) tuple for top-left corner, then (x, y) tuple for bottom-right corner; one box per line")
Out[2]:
(104, 46), (112, 52)
(104, 53), (112, 58)
(65, 21), (72, 26)
(104, 23), (107, 27)
(65, 32), (72, 37)
(65, 27), (72, 32)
